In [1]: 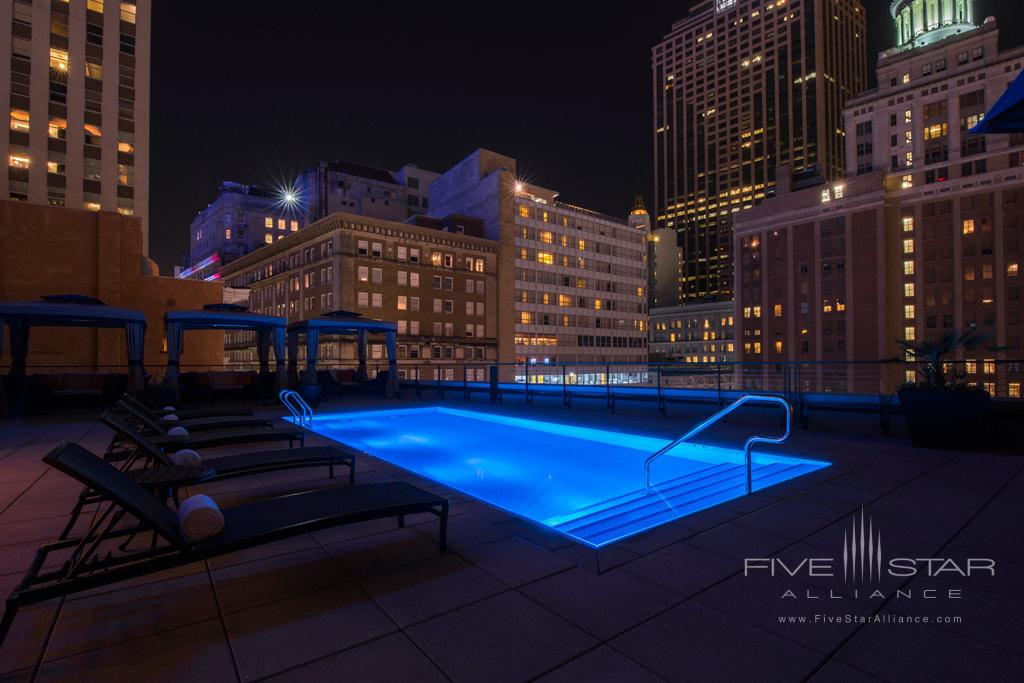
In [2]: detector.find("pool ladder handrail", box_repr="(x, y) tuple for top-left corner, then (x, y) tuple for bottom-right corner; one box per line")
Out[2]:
(279, 389), (313, 427)
(644, 394), (793, 495)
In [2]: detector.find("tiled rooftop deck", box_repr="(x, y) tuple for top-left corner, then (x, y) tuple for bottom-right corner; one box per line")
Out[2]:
(1, 398), (1022, 682)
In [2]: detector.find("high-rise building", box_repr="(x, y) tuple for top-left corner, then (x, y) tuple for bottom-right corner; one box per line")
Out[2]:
(2, 0), (150, 254)
(299, 159), (438, 225)
(430, 149), (650, 382)
(180, 182), (303, 281)
(733, 7), (1024, 398)
(652, 0), (866, 305)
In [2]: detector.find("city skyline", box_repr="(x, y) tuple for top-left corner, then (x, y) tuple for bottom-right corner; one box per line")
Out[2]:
(149, 0), (1024, 271)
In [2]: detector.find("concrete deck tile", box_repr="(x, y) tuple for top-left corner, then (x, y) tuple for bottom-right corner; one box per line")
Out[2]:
(458, 536), (575, 587)
(519, 567), (682, 640)
(263, 632), (448, 683)
(610, 601), (821, 682)
(406, 591), (596, 683)
(224, 581), (396, 681)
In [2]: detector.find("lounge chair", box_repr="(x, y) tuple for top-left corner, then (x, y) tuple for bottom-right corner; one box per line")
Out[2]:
(0, 441), (447, 647)
(62, 418), (361, 537)
(116, 399), (274, 433)
(129, 392), (254, 420)
(101, 411), (305, 450)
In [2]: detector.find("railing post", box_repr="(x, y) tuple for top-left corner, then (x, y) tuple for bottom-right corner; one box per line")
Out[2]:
(606, 363), (613, 411)
(562, 364), (569, 408)
(716, 364), (723, 407)
(657, 365), (665, 417)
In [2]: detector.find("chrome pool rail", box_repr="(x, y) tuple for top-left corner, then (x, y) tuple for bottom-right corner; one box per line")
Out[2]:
(279, 389), (313, 427)
(644, 394), (793, 495)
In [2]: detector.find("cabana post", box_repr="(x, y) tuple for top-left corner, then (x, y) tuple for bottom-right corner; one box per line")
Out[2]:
(287, 314), (398, 398)
(163, 308), (288, 402)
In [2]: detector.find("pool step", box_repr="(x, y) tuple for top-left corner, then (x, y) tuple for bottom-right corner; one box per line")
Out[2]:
(552, 462), (806, 547)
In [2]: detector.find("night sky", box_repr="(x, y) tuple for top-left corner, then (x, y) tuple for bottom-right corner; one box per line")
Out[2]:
(149, 0), (1024, 271)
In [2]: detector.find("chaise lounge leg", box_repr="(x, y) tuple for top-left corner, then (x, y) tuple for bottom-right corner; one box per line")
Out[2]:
(60, 491), (89, 539)
(0, 597), (20, 649)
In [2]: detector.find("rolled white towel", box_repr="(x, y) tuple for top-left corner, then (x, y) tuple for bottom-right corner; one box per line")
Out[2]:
(161, 406), (177, 413)
(177, 494), (224, 542)
(166, 426), (190, 438)
(161, 413), (179, 423)
(168, 449), (201, 466)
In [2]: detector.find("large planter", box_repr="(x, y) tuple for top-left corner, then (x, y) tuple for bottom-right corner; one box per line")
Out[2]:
(898, 387), (992, 450)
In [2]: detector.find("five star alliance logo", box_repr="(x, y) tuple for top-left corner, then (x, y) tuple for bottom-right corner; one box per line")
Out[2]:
(843, 507), (883, 584)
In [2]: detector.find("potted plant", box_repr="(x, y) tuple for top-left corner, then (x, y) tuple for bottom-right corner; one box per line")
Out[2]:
(896, 330), (999, 450)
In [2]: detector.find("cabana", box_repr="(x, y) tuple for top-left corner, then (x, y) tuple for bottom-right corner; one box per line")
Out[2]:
(287, 312), (398, 398)
(164, 305), (287, 400)
(970, 69), (1024, 134)
(0, 297), (147, 414)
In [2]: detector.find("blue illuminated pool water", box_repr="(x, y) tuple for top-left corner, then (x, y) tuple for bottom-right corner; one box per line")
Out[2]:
(299, 407), (828, 547)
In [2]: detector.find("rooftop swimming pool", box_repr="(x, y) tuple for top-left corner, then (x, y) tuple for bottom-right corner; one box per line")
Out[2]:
(298, 407), (828, 547)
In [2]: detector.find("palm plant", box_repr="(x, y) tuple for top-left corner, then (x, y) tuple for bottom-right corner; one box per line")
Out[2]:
(896, 329), (996, 390)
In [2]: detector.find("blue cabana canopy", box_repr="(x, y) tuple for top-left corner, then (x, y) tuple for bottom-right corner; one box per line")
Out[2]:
(0, 299), (147, 391)
(287, 313), (398, 396)
(971, 69), (1024, 134)
(164, 308), (287, 395)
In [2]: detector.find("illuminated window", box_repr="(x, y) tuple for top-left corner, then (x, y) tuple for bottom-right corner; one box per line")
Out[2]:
(923, 123), (947, 140)
(118, 141), (134, 153)
(905, 370), (916, 383)
(904, 326), (915, 341)
(983, 359), (995, 375)
(594, 299), (603, 310)
(836, 300), (846, 312)
(903, 239), (914, 254)
(902, 73), (910, 84)
(902, 216), (914, 232)
(49, 48), (69, 72)
(833, 184), (844, 199)
(904, 304), (915, 319)
(1010, 383), (1021, 398)
(120, 2), (136, 23)
(982, 264), (992, 279)
(904, 283), (915, 297)
(1008, 263), (1019, 277)
(753, 342), (762, 354)
(752, 306), (761, 318)
(8, 154), (29, 169)
(964, 267), (975, 281)
(904, 130), (913, 144)
(965, 360), (977, 374)
(773, 304), (782, 317)
(983, 382), (995, 396)
(87, 0), (104, 11)
(225, 229), (231, 240)
(264, 217), (273, 228)
(962, 218), (975, 235)
(357, 266), (368, 282)
(743, 307), (751, 318)
(538, 231), (553, 244)
(397, 295), (407, 311)
(774, 341), (783, 353)
(264, 234), (273, 244)
(518, 205), (529, 218)
(536, 252), (554, 265)
(542, 211), (549, 223)
(578, 239), (586, 251)
(901, 174), (913, 189)
(904, 109), (912, 123)
(904, 260), (915, 275)
(905, 151), (913, 167)
(9, 109), (29, 132)
(277, 218), (285, 230)
(520, 311), (533, 324)
(85, 62), (103, 79)
(821, 189), (831, 203)
(290, 220), (298, 231)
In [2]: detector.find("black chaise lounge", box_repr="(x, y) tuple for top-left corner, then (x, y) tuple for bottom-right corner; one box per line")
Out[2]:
(102, 411), (305, 450)
(63, 417), (361, 536)
(131, 392), (254, 420)
(0, 442), (448, 647)
(116, 399), (274, 433)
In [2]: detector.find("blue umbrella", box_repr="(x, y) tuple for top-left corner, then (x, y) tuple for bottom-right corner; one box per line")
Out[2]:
(971, 69), (1024, 134)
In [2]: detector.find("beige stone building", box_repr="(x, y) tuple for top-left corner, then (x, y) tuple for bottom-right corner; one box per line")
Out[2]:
(220, 212), (500, 381)
(1, 0), (150, 255)
(429, 149), (650, 384)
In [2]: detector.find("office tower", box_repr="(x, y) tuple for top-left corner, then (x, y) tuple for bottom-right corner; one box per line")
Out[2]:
(652, 0), (866, 304)
(2, 0), (150, 254)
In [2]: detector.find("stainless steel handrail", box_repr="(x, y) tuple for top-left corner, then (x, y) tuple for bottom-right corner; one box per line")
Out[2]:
(644, 394), (792, 494)
(278, 389), (313, 427)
